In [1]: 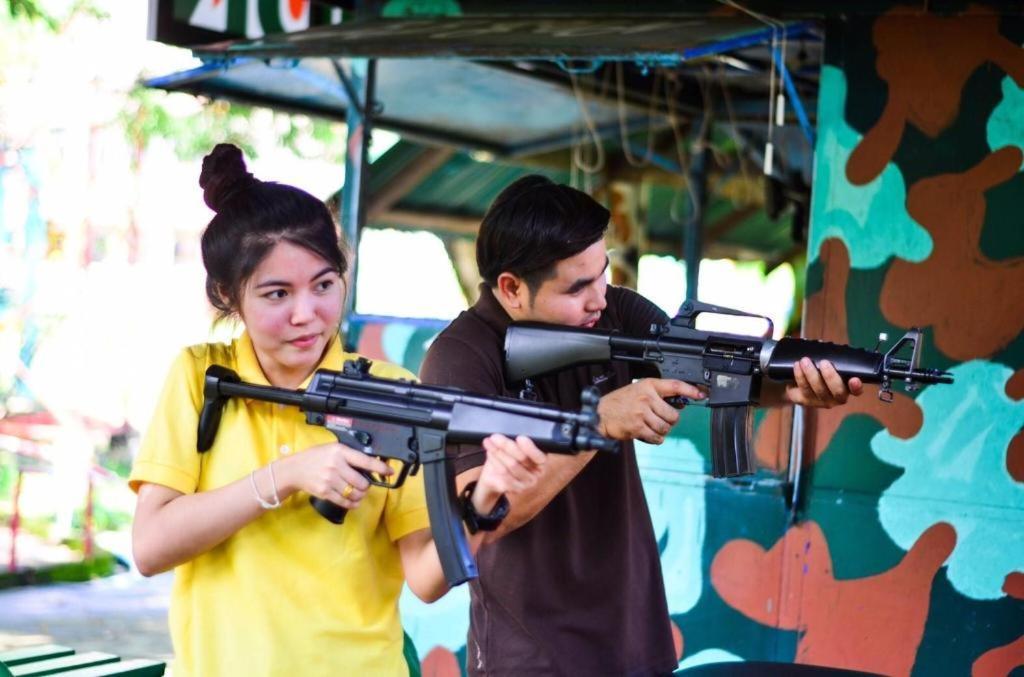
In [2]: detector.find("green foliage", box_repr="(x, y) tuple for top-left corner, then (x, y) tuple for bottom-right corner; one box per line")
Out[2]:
(70, 503), (131, 533)
(4, 0), (107, 31)
(0, 454), (12, 498)
(121, 85), (347, 166)
(0, 550), (123, 589)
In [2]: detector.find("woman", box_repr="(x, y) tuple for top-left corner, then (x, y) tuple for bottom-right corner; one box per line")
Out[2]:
(130, 144), (545, 676)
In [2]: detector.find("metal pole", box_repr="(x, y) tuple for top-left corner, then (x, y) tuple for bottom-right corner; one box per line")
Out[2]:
(684, 133), (709, 301)
(10, 468), (22, 573)
(340, 58), (376, 351)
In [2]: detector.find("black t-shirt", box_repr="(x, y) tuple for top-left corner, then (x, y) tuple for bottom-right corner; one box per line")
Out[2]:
(419, 285), (677, 676)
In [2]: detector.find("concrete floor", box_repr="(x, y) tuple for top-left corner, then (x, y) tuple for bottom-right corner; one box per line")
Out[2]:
(0, 571), (175, 672)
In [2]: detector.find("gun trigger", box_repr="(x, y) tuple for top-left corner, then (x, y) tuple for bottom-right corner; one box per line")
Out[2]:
(665, 396), (690, 409)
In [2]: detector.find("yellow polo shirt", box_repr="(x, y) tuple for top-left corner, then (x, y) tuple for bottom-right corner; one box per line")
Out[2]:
(130, 332), (430, 676)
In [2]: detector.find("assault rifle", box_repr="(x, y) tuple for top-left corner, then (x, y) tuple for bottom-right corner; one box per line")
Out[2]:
(197, 357), (617, 587)
(505, 300), (953, 479)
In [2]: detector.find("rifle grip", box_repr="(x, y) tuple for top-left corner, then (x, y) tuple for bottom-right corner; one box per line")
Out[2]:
(309, 496), (348, 524)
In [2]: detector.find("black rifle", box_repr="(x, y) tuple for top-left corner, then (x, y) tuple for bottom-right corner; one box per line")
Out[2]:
(196, 357), (617, 587)
(504, 300), (953, 479)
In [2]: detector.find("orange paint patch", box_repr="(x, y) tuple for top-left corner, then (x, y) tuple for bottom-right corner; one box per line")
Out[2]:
(355, 323), (387, 362)
(847, 5), (1024, 185)
(881, 148), (1024, 361)
(711, 521), (955, 676)
(290, 0), (306, 21)
(974, 574), (1024, 677)
(971, 635), (1024, 677)
(421, 646), (461, 677)
(671, 620), (684, 660)
(1004, 572), (1024, 599)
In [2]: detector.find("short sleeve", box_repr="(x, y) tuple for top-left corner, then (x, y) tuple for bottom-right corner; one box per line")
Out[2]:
(419, 334), (504, 474)
(383, 469), (430, 542)
(128, 348), (204, 495)
(614, 286), (670, 335)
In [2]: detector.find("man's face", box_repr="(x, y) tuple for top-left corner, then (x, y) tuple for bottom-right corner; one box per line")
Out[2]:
(519, 239), (609, 327)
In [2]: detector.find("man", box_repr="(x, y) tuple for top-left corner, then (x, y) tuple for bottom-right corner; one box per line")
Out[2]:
(419, 175), (862, 676)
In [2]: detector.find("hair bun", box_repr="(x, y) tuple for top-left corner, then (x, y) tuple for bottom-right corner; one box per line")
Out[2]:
(199, 143), (257, 212)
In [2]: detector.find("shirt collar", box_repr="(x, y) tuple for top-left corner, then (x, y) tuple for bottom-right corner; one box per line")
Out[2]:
(471, 284), (514, 335)
(235, 330), (346, 390)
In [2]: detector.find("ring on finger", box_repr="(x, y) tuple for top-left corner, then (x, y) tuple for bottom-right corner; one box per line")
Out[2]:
(341, 484), (355, 500)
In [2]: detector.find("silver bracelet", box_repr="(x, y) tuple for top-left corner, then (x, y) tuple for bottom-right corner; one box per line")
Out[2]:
(250, 462), (281, 510)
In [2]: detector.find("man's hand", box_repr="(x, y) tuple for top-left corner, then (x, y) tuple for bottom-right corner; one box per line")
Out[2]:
(474, 434), (547, 513)
(597, 378), (705, 444)
(783, 357), (864, 408)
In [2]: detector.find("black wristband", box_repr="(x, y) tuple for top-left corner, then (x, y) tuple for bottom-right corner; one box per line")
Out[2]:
(461, 481), (509, 534)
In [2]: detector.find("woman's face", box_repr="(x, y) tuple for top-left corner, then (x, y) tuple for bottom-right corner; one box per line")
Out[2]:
(238, 240), (344, 388)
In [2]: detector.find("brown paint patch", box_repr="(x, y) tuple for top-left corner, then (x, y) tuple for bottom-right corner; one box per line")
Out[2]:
(422, 646), (461, 677)
(804, 239), (851, 342)
(671, 620), (684, 660)
(808, 384), (923, 460)
(798, 239), (925, 466)
(847, 5), (1024, 185)
(1007, 369), (1024, 401)
(754, 407), (792, 472)
(711, 521), (956, 676)
(1008, 432), (1024, 483)
(881, 148), (1024, 360)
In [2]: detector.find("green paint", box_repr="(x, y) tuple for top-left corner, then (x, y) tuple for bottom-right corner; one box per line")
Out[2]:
(802, 483), (906, 581)
(912, 568), (1024, 677)
(977, 165), (1024, 261)
(890, 64), (1006, 188)
(676, 485), (797, 663)
(174, 0), (201, 22)
(807, 66), (932, 269)
(382, 0), (463, 17)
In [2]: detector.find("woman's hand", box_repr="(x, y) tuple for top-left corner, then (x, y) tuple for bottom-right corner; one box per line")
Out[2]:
(276, 442), (394, 511)
(472, 434), (548, 514)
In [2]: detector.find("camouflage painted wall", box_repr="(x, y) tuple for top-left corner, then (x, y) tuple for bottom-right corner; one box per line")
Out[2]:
(713, 6), (1024, 676)
(353, 7), (1024, 675)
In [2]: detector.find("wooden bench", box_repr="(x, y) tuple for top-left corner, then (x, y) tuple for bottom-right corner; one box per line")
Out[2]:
(0, 645), (164, 677)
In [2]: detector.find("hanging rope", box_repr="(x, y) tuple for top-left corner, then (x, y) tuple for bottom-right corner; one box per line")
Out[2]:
(568, 68), (606, 176)
(715, 0), (786, 176)
(616, 62), (662, 168)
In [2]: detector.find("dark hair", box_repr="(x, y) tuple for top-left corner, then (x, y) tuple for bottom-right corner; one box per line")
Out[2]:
(476, 175), (609, 292)
(198, 144), (347, 318)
